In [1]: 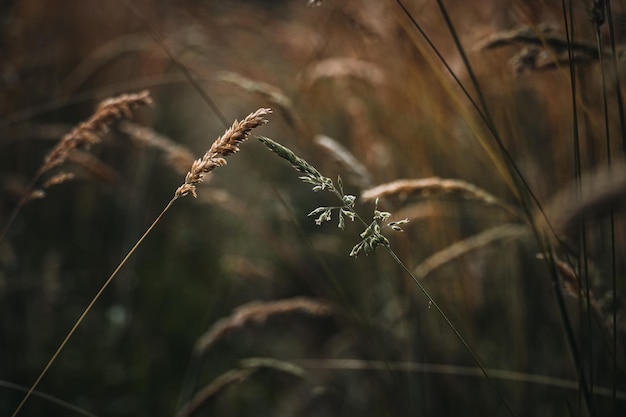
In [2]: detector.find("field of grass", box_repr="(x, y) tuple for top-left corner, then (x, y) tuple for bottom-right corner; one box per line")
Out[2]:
(1, 1), (625, 416)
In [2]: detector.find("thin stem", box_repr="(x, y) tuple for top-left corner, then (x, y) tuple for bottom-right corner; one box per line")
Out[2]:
(11, 197), (178, 417)
(120, 0), (229, 128)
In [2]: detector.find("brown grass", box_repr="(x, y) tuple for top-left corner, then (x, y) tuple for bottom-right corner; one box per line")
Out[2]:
(362, 178), (521, 218)
(42, 90), (153, 173)
(175, 108), (272, 199)
(194, 297), (336, 354)
(414, 224), (528, 281)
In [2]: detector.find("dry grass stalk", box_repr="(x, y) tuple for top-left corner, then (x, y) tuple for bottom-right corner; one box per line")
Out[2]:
(303, 57), (386, 88)
(475, 23), (605, 74)
(414, 224), (528, 281)
(314, 134), (374, 190)
(176, 359), (306, 417)
(362, 178), (519, 217)
(42, 90), (152, 172)
(474, 23), (597, 57)
(175, 368), (255, 417)
(215, 71), (301, 130)
(42, 172), (76, 188)
(540, 161), (626, 238)
(509, 46), (596, 75)
(174, 108), (272, 199)
(194, 297), (335, 354)
(119, 121), (196, 175)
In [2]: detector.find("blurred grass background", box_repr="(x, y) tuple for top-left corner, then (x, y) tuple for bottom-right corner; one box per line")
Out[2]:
(1, 0), (625, 416)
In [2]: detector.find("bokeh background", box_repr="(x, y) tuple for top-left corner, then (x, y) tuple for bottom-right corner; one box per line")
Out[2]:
(1, 0), (625, 416)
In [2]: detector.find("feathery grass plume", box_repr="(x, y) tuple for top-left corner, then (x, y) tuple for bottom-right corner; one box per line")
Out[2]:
(413, 224), (528, 281)
(42, 90), (153, 172)
(258, 136), (330, 187)
(314, 134), (374, 190)
(258, 136), (405, 255)
(175, 108), (272, 199)
(194, 297), (335, 354)
(362, 178), (521, 218)
(119, 121), (196, 175)
(258, 137), (512, 409)
(0, 91), (152, 247)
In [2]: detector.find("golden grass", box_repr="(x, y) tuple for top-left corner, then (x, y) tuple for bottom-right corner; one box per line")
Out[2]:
(42, 90), (153, 173)
(362, 178), (522, 218)
(175, 108), (272, 199)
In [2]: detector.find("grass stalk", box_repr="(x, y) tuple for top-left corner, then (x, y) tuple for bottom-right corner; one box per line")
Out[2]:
(10, 108), (271, 417)
(257, 136), (515, 416)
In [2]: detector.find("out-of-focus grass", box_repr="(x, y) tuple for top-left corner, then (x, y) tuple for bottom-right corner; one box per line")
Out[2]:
(0, 1), (624, 416)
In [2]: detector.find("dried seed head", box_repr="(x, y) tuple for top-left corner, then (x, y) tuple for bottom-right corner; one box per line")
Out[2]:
(175, 108), (272, 198)
(42, 90), (153, 172)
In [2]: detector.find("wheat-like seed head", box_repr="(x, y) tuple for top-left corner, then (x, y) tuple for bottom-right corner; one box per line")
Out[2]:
(363, 178), (493, 201)
(42, 90), (153, 172)
(194, 297), (335, 354)
(42, 172), (76, 188)
(175, 108), (272, 198)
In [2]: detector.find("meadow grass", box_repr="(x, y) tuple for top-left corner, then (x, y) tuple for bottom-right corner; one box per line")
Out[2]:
(0, 1), (625, 416)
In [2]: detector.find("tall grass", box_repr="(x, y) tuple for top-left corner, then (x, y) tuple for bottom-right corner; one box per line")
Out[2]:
(0, 1), (624, 416)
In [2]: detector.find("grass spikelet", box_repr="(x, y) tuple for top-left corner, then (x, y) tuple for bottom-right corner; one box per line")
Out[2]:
(175, 108), (272, 198)
(120, 121), (196, 175)
(42, 172), (76, 188)
(0, 91), (151, 245)
(194, 297), (335, 354)
(362, 178), (520, 217)
(42, 90), (153, 172)
(257, 136), (330, 187)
